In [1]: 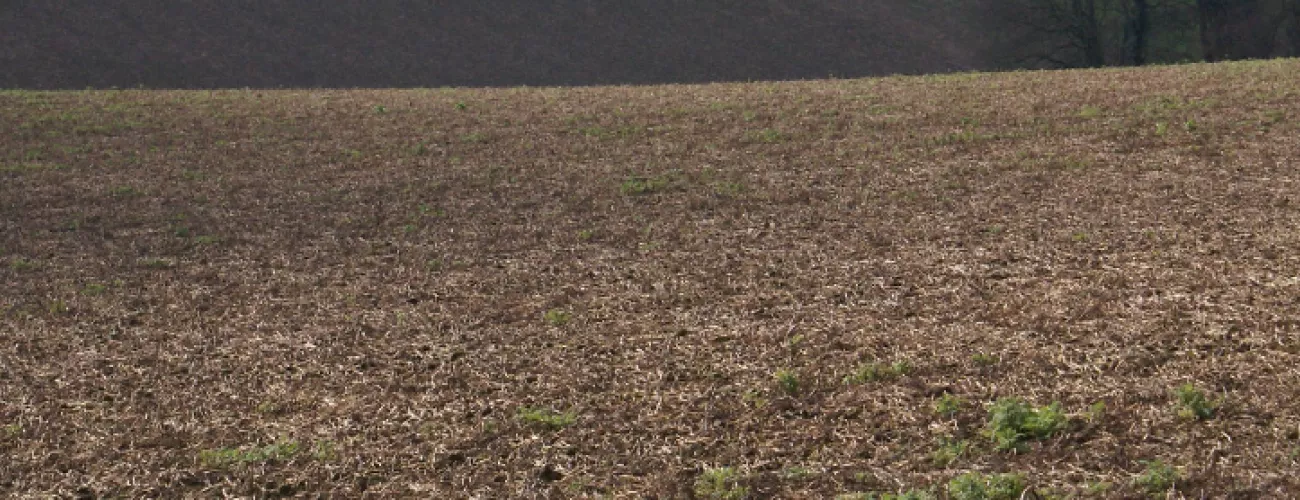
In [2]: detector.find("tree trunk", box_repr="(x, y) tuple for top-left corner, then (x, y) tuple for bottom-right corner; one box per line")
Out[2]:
(1289, 0), (1300, 55)
(1197, 0), (1223, 62)
(1076, 0), (1107, 66)
(1198, 0), (1284, 61)
(1125, 0), (1151, 65)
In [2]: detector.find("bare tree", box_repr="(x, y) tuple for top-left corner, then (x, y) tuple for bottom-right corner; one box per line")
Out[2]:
(992, 0), (1165, 68)
(1288, 0), (1300, 55)
(1196, 0), (1289, 61)
(992, 0), (1108, 68)
(1123, 0), (1152, 64)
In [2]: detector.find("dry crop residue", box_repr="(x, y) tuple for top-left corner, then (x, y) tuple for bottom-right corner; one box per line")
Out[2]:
(2, 60), (1300, 497)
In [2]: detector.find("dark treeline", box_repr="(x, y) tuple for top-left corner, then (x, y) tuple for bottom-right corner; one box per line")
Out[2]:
(0, 0), (1296, 89)
(987, 0), (1300, 69)
(0, 0), (991, 89)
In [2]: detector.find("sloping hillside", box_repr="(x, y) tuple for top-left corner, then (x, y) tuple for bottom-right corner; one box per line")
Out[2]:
(0, 0), (993, 89)
(3, 60), (1300, 497)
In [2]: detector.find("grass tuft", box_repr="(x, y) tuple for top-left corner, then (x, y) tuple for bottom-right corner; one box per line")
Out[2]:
(836, 491), (934, 500)
(931, 437), (969, 467)
(1133, 460), (1180, 496)
(985, 398), (1068, 452)
(517, 407), (577, 430)
(9, 258), (37, 271)
(934, 393), (964, 418)
(543, 309), (572, 326)
(947, 472), (1025, 500)
(694, 467), (749, 500)
(619, 171), (680, 195)
(1174, 383), (1217, 421)
(844, 360), (911, 385)
(198, 440), (303, 469)
(774, 368), (800, 395)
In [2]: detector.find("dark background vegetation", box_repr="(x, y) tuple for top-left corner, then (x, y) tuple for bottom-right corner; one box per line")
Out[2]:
(1, 0), (1298, 89)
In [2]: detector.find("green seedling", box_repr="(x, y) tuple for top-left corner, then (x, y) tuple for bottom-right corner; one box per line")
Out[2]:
(694, 467), (749, 500)
(985, 398), (1068, 452)
(934, 393), (964, 418)
(1133, 460), (1179, 496)
(543, 309), (571, 326)
(932, 437), (969, 467)
(971, 353), (998, 366)
(1174, 383), (1217, 420)
(749, 128), (785, 143)
(844, 360), (910, 384)
(836, 492), (934, 500)
(517, 407), (577, 430)
(947, 472), (1026, 500)
(774, 369), (800, 395)
(198, 440), (302, 469)
(619, 171), (679, 195)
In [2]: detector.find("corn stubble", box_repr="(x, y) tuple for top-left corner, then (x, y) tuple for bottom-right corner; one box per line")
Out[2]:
(2, 59), (1299, 497)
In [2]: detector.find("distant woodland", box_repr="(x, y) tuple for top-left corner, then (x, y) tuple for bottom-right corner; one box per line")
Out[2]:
(988, 0), (1300, 67)
(2, 0), (1297, 89)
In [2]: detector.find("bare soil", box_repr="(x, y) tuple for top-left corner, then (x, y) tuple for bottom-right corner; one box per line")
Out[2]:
(3, 60), (1300, 498)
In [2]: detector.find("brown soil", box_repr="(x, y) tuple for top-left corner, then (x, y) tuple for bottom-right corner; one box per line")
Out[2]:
(3, 59), (1300, 498)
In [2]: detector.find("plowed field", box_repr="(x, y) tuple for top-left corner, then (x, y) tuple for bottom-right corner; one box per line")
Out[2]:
(3, 60), (1300, 498)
